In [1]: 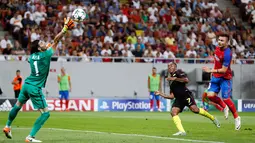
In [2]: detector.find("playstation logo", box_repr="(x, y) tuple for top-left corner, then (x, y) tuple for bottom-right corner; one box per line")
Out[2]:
(100, 101), (109, 109)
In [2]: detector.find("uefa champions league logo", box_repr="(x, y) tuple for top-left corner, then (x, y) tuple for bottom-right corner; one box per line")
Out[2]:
(100, 101), (109, 109)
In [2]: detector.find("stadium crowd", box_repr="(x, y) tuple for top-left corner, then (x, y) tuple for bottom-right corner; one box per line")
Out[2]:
(0, 0), (255, 64)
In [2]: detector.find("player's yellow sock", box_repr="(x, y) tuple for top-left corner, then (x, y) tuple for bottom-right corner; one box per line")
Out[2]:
(199, 108), (215, 121)
(172, 115), (185, 132)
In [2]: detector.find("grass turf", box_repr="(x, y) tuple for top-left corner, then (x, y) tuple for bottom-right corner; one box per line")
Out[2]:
(0, 111), (254, 143)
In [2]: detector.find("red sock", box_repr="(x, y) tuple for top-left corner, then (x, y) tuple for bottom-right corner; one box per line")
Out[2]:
(214, 104), (223, 112)
(150, 100), (153, 109)
(156, 100), (160, 108)
(208, 96), (226, 108)
(224, 98), (239, 119)
(60, 100), (63, 110)
(66, 100), (69, 109)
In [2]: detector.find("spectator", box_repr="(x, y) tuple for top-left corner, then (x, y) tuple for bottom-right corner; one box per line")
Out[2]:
(181, 3), (192, 17)
(72, 24), (84, 37)
(135, 39), (145, 51)
(186, 47), (197, 58)
(104, 30), (114, 43)
(114, 39), (124, 50)
(126, 32), (136, 44)
(245, 47), (255, 58)
(2, 43), (12, 55)
(10, 11), (23, 33)
(0, 35), (12, 50)
(116, 11), (128, 23)
(30, 28), (40, 42)
(210, 7), (222, 18)
(13, 40), (25, 56)
(0, 0), (253, 64)
(236, 42), (245, 53)
(92, 51), (103, 62)
(163, 47), (175, 59)
(101, 42), (112, 56)
(122, 46), (133, 59)
(22, 13), (36, 27)
(33, 9), (47, 25)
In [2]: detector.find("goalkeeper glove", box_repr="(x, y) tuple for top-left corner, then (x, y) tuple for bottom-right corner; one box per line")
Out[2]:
(62, 17), (75, 33)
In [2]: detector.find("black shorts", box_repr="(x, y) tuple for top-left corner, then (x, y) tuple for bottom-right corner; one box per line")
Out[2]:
(14, 90), (20, 98)
(172, 92), (196, 112)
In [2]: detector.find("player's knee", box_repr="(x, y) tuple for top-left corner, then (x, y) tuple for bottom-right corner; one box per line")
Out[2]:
(15, 101), (23, 108)
(171, 110), (179, 117)
(190, 106), (199, 113)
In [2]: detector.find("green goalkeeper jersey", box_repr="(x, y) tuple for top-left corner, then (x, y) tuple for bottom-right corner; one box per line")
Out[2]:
(25, 47), (54, 88)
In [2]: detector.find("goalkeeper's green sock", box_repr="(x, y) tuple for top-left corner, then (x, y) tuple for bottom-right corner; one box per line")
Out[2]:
(172, 115), (185, 132)
(29, 112), (50, 137)
(6, 105), (21, 127)
(199, 108), (215, 121)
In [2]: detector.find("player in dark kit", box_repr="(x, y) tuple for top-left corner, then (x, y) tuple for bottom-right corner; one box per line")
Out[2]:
(155, 62), (220, 136)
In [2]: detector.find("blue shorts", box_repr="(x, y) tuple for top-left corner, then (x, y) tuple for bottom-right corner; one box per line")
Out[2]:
(208, 76), (232, 99)
(149, 92), (160, 100)
(59, 90), (69, 100)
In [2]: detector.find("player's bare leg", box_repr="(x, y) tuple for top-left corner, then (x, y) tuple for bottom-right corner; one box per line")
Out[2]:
(190, 105), (220, 128)
(3, 101), (23, 139)
(171, 107), (186, 136)
(25, 108), (50, 142)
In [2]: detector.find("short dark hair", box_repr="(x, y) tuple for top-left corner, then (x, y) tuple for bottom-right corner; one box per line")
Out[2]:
(218, 33), (229, 41)
(30, 40), (40, 54)
(152, 67), (156, 69)
(168, 62), (177, 67)
(16, 70), (20, 72)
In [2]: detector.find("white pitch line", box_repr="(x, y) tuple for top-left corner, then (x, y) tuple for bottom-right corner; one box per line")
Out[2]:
(15, 128), (224, 143)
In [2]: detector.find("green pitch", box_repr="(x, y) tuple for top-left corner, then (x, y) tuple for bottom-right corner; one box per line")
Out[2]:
(0, 112), (254, 143)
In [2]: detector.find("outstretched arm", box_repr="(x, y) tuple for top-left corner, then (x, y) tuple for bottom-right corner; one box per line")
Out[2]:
(155, 91), (175, 99)
(51, 31), (66, 51)
(51, 17), (75, 51)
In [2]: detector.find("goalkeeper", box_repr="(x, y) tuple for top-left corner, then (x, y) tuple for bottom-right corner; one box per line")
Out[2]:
(3, 17), (74, 142)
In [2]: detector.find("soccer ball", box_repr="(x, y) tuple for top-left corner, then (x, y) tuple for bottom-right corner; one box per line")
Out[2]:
(72, 8), (86, 22)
